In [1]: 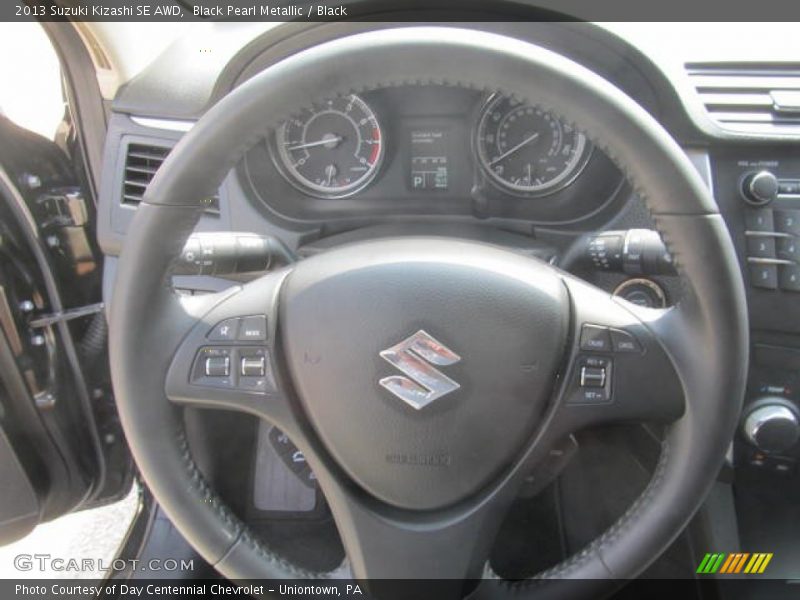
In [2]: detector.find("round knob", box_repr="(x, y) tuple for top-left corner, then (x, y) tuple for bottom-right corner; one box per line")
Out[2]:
(742, 170), (779, 205)
(743, 401), (800, 454)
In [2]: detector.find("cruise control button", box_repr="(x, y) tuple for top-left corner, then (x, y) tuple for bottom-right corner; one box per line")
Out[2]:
(580, 366), (606, 387)
(610, 329), (642, 353)
(238, 316), (267, 341)
(580, 324), (611, 352)
(207, 318), (239, 341)
(579, 389), (609, 404)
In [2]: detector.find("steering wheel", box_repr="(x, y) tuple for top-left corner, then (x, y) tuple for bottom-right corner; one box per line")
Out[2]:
(109, 27), (748, 597)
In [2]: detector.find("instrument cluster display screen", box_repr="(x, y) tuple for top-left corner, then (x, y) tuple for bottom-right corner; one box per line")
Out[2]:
(409, 128), (450, 191)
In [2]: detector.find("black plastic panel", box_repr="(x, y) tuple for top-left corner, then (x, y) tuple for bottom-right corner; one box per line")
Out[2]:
(712, 148), (800, 336)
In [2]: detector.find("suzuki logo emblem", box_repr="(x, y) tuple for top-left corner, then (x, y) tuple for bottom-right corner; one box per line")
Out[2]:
(379, 330), (461, 410)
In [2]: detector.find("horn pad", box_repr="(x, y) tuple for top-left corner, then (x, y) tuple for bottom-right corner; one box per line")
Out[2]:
(280, 238), (569, 510)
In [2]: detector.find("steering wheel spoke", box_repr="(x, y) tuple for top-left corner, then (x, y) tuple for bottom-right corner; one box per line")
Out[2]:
(165, 269), (295, 428)
(546, 275), (685, 437)
(309, 463), (512, 589)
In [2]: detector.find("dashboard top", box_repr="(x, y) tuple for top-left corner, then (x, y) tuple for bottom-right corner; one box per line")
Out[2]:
(107, 20), (800, 145)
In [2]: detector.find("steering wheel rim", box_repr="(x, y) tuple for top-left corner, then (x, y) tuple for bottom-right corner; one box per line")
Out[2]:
(109, 27), (748, 597)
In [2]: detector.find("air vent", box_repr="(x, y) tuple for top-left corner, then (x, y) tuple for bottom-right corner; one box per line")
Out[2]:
(122, 142), (219, 212)
(686, 63), (800, 135)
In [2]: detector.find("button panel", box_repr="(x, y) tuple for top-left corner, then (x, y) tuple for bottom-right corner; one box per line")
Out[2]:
(569, 326), (645, 406)
(192, 346), (273, 393)
(581, 325), (642, 355)
(207, 316), (268, 342)
(743, 206), (800, 292)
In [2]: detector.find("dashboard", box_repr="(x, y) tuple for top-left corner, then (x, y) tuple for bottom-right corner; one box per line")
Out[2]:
(242, 86), (622, 224)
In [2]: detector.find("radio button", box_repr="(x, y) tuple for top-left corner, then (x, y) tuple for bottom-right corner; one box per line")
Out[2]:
(749, 264), (778, 290)
(777, 238), (800, 262)
(775, 210), (800, 236)
(747, 236), (776, 259)
(779, 265), (800, 292)
(744, 208), (774, 232)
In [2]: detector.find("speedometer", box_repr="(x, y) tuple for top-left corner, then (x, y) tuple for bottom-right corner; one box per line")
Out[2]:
(475, 94), (591, 196)
(274, 94), (383, 198)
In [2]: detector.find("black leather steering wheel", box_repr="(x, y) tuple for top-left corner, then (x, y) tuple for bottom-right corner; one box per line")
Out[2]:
(109, 27), (748, 597)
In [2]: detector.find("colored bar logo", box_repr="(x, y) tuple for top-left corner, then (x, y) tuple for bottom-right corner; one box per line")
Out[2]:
(696, 553), (773, 574)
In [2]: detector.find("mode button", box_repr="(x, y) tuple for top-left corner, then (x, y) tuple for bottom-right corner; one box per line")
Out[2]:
(238, 316), (267, 341)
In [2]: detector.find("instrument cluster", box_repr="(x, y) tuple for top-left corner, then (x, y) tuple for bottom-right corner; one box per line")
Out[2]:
(244, 85), (622, 224)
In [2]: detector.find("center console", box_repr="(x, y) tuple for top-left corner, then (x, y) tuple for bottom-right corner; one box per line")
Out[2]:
(714, 148), (800, 580)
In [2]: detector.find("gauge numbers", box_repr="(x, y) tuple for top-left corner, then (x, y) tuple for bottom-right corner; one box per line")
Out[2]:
(476, 94), (590, 196)
(275, 95), (383, 198)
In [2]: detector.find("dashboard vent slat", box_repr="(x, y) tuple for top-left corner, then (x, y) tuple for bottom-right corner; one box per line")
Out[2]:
(687, 63), (800, 135)
(121, 142), (219, 213)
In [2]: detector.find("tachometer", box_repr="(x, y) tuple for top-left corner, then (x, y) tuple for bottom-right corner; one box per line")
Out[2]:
(475, 94), (590, 196)
(274, 94), (383, 198)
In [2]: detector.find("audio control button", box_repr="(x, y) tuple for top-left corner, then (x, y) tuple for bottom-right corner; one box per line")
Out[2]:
(743, 171), (779, 205)
(241, 356), (266, 377)
(775, 210), (800, 236)
(238, 316), (267, 341)
(747, 236), (776, 259)
(205, 356), (230, 377)
(749, 264), (778, 290)
(744, 208), (774, 232)
(780, 265), (800, 292)
(207, 318), (239, 341)
(777, 238), (800, 262)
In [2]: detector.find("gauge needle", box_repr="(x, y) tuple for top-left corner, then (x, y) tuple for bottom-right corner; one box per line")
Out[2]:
(287, 135), (343, 151)
(489, 132), (540, 166)
(324, 164), (337, 186)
